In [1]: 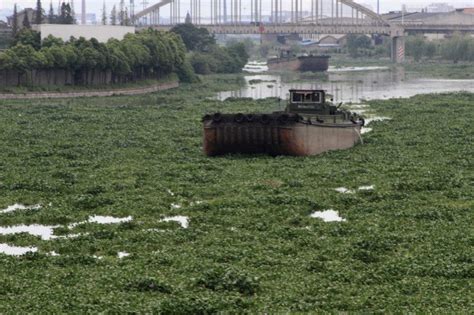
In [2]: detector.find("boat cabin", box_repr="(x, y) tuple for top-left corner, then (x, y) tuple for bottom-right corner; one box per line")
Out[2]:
(287, 89), (333, 114)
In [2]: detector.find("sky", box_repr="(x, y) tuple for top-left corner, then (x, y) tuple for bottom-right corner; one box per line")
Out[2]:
(0, 0), (473, 16)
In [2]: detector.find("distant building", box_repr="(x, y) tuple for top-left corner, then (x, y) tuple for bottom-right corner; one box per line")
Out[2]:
(32, 24), (135, 42)
(75, 13), (97, 25)
(427, 3), (455, 13)
(7, 8), (44, 30)
(458, 8), (474, 15)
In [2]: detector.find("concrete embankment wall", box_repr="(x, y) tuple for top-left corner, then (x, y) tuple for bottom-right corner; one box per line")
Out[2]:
(0, 81), (179, 100)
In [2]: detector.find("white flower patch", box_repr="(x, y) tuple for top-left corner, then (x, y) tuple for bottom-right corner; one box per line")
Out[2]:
(358, 185), (375, 191)
(361, 127), (373, 134)
(310, 210), (346, 222)
(166, 189), (175, 196)
(171, 203), (182, 209)
(160, 216), (189, 229)
(0, 224), (60, 240)
(365, 116), (392, 125)
(0, 243), (38, 256)
(68, 215), (133, 228)
(0, 204), (42, 214)
(117, 252), (130, 259)
(335, 187), (354, 194)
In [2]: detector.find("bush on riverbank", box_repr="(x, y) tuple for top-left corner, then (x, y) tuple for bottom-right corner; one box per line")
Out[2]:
(171, 23), (249, 75)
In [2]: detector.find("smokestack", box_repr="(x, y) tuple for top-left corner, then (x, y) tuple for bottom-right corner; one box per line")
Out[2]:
(81, 0), (86, 24)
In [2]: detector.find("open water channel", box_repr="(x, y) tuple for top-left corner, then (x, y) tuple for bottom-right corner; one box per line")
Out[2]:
(217, 62), (474, 103)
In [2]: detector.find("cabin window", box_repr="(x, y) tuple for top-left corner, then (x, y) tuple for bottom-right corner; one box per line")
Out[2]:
(292, 92), (322, 103)
(292, 93), (302, 102)
(312, 92), (322, 103)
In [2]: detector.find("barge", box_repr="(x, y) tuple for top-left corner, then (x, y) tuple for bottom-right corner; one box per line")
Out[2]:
(202, 89), (364, 157)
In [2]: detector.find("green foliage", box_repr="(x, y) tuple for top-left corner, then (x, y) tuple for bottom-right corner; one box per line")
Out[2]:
(35, 0), (44, 25)
(347, 34), (372, 58)
(441, 34), (474, 63)
(170, 24), (249, 75)
(196, 267), (260, 295)
(170, 23), (216, 52)
(0, 29), (190, 86)
(0, 80), (471, 312)
(11, 29), (41, 50)
(406, 36), (426, 62)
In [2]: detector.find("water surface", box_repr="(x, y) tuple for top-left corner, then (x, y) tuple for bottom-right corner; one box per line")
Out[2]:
(219, 65), (474, 103)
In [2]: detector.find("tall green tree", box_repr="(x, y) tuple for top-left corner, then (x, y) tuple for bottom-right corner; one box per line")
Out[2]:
(111, 5), (117, 26)
(59, 2), (74, 24)
(35, 0), (44, 24)
(12, 4), (18, 36)
(119, 0), (125, 26)
(70, 0), (76, 23)
(23, 12), (31, 29)
(48, 2), (56, 23)
(170, 23), (216, 52)
(102, 2), (107, 25)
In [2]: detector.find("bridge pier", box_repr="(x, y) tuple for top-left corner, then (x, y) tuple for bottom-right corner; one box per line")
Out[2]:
(391, 36), (405, 63)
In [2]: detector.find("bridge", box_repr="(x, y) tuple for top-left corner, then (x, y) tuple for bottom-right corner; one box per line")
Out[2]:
(132, 0), (474, 63)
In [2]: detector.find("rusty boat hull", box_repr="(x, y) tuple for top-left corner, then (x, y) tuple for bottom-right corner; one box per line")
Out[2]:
(267, 55), (330, 72)
(203, 114), (362, 157)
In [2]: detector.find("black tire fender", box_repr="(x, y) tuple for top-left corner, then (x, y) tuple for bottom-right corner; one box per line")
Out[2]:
(212, 113), (223, 123)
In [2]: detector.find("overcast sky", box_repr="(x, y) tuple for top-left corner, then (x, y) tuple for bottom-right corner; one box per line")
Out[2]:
(1, 0), (472, 16)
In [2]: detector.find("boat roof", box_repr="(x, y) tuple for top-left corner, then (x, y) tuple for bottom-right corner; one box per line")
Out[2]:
(289, 89), (326, 93)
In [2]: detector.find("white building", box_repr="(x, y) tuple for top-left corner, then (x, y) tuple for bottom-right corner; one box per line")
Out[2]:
(32, 24), (135, 43)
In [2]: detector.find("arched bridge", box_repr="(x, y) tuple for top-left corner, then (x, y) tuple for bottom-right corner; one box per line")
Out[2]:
(132, 0), (474, 63)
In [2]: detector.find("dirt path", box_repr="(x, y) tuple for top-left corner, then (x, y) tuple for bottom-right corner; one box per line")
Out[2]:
(0, 81), (179, 100)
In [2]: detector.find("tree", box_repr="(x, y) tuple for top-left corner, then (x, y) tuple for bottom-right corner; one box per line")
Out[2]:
(406, 36), (425, 62)
(124, 7), (130, 26)
(119, 0), (125, 26)
(35, 0), (44, 25)
(23, 12), (31, 29)
(424, 42), (437, 59)
(111, 6), (117, 26)
(12, 4), (18, 36)
(48, 2), (56, 23)
(347, 34), (372, 58)
(102, 2), (107, 25)
(12, 29), (42, 50)
(59, 2), (74, 24)
(441, 33), (473, 63)
(170, 23), (216, 52)
(70, 0), (76, 24)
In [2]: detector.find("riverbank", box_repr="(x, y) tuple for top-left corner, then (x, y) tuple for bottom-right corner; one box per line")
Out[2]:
(0, 81), (180, 100)
(0, 76), (471, 312)
(330, 55), (474, 79)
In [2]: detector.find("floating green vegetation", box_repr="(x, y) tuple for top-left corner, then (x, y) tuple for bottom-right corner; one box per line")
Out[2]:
(0, 77), (472, 312)
(248, 79), (277, 85)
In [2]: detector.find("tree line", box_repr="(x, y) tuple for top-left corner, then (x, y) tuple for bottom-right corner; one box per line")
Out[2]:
(406, 34), (474, 63)
(171, 23), (249, 75)
(0, 29), (190, 86)
(0, 22), (250, 86)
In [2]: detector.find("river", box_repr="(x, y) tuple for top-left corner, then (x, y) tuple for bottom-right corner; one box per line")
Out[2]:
(217, 63), (474, 103)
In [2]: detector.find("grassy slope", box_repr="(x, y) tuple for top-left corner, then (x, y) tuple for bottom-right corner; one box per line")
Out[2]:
(0, 76), (472, 313)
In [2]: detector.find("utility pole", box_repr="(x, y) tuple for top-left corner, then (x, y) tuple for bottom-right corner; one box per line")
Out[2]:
(223, 0), (227, 23)
(81, 0), (86, 24)
(377, 0), (379, 15)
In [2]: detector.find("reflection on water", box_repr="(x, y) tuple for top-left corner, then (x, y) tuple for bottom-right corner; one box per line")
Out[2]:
(218, 66), (474, 103)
